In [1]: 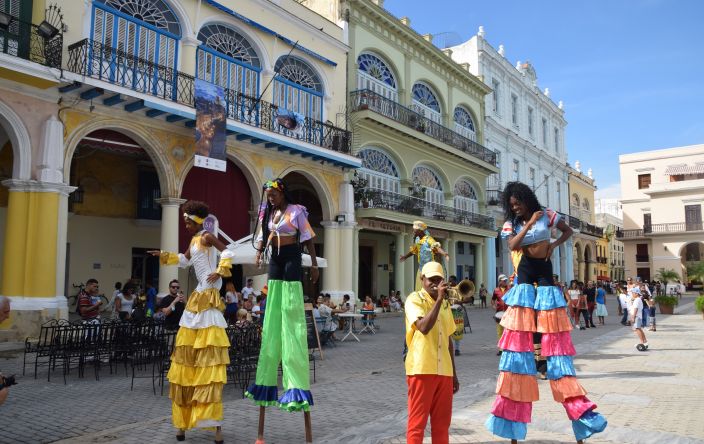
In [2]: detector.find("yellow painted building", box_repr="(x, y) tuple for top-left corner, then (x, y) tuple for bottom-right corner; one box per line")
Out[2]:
(567, 162), (604, 283)
(0, 0), (359, 339)
(303, 0), (499, 300)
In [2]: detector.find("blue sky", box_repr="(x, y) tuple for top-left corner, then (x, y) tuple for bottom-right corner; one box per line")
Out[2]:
(384, 0), (704, 199)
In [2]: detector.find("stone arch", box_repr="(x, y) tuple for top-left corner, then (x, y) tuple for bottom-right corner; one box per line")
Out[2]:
(195, 18), (271, 72)
(677, 240), (704, 258)
(0, 99), (31, 180)
(277, 166), (335, 221)
(63, 118), (175, 197)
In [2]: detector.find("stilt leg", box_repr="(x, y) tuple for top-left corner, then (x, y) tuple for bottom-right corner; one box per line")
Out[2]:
(214, 426), (223, 443)
(256, 406), (266, 443)
(303, 411), (313, 443)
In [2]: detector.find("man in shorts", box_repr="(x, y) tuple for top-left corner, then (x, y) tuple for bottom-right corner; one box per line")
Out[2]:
(628, 287), (648, 350)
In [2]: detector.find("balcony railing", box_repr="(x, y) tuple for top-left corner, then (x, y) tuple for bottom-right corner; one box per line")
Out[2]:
(349, 89), (496, 166)
(558, 212), (604, 237)
(645, 222), (703, 234)
(0, 15), (62, 69)
(486, 190), (504, 206)
(636, 255), (650, 263)
(354, 188), (495, 231)
(66, 39), (350, 154)
(616, 229), (644, 239)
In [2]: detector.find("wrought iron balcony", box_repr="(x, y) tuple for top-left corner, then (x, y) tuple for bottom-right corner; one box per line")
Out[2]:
(354, 187), (495, 231)
(616, 229), (644, 239)
(486, 189), (504, 207)
(635, 255), (650, 263)
(558, 212), (604, 237)
(0, 14), (62, 68)
(66, 39), (351, 154)
(349, 89), (496, 166)
(644, 222), (703, 234)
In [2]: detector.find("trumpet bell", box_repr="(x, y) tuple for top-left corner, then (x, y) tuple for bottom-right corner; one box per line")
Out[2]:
(448, 279), (475, 303)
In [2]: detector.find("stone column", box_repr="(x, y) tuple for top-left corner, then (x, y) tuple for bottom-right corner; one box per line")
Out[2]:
(156, 198), (186, 295)
(485, 236), (497, 291)
(394, 232), (407, 297)
(320, 221), (342, 303)
(447, 235), (457, 280)
(179, 37), (201, 76)
(352, 226), (360, 301)
(337, 221), (356, 301)
(552, 243), (561, 282)
(475, 241), (484, 287)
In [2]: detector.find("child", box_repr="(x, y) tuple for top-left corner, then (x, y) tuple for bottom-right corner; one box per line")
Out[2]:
(629, 287), (648, 350)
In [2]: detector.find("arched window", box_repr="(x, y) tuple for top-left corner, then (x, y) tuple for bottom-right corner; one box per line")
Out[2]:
(357, 53), (397, 101)
(583, 198), (590, 211)
(358, 148), (400, 193)
(572, 193), (580, 208)
(453, 106), (476, 141)
(412, 166), (444, 205)
(91, 0), (181, 95)
(196, 24), (261, 117)
(454, 179), (478, 213)
(274, 56), (323, 121)
(412, 82), (441, 124)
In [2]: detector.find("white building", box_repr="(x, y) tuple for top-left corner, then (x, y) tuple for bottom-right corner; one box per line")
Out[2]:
(448, 27), (572, 282)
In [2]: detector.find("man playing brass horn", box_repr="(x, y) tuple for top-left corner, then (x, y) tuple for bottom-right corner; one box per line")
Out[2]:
(447, 275), (475, 356)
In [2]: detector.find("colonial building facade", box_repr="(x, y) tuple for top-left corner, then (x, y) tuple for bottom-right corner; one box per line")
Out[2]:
(0, 0), (359, 338)
(447, 27), (572, 282)
(568, 163), (604, 283)
(302, 0), (499, 299)
(618, 144), (704, 285)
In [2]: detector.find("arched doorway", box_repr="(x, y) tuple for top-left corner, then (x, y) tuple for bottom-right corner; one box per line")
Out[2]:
(282, 172), (324, 299)
(680, 241), (704, 290)
(0, 127), (15, 290)
(66, 129), (165, 306)
(584, 244), (592, 282)
(180, 159), (253, 290)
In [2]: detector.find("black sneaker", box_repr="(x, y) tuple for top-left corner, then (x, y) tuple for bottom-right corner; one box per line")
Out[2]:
(454, 349), (460, 356)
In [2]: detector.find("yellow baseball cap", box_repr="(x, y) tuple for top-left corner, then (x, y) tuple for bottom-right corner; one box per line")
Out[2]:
(421, 261), (444, 280)
(412, 220), (427, 231)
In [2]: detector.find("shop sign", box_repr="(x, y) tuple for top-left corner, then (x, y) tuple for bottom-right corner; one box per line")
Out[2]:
(359, 218), (402, 233)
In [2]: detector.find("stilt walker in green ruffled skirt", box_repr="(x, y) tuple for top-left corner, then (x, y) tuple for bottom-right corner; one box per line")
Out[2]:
(245, 178), (319, 444)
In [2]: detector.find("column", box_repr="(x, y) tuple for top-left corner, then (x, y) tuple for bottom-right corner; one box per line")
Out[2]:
(394, 232), (408, 297)
(475, 241), (484, 287)
(352, 226), (360, 300)
(447, 235), (457, 280)
(552, 243), (561, 282)
(156, 197), (186, 295)
(338, 222), (356, 298)
(179, 37), (201, 76)
(564, 239), (574, 282)
(405, 232), (416, 298)
(485, 236), (496, 291)
(501, 237), (512, 277)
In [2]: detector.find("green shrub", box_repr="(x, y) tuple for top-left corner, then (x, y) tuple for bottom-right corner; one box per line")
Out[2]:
(694, 294), (704, 313)
(654, 295), (679, 306)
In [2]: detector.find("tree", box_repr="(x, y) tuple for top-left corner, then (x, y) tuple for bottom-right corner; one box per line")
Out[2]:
(686, 262), (704, 284)
(654, 268), (680, 286)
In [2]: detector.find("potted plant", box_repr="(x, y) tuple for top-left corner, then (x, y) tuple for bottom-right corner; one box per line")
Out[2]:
(695, 293), (704, 320)
(351, 173), (370, 207)
(653, 294), (678, 315)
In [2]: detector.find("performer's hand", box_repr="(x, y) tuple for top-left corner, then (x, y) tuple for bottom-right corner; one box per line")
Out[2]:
(529, 210), (544, 225)
(147, 250), (161, 257)
(310, 267), (320, 284)
(206, 272), (220, 283)
(453, 375), (460, 394)
(545, 243), (556, 261)
(255, 252), (263, 268)
(399, 254), (407, 262)
(437, 281), (448, 300)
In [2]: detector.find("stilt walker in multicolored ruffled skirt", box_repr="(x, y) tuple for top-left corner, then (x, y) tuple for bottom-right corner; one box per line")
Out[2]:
(245, 178), (319, 444)
(150, 200), (234, 444)
(486, 182), (607, 443)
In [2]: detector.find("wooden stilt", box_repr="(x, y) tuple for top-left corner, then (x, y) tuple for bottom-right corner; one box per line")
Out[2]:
(214, 426), (223, 443)
(304, 410), (313, 443)
(257, 406), (266, 442)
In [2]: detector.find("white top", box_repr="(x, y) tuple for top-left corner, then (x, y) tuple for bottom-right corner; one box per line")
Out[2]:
(116, 293), (134, 313)
(252, 305), (261, 318)
(618, 293), (629, 309)
(225, 291), (237, 304)
(629, 297), (643, 318)
(189, 232), (221, 292)
(242, 287), (256, 300)
(568, 289), (580, 300)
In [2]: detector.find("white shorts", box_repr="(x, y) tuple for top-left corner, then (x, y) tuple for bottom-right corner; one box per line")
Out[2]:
(632, 318), (643, 330)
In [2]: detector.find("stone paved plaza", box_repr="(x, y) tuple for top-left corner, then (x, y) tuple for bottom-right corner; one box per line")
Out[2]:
(2, 297), (703, 444)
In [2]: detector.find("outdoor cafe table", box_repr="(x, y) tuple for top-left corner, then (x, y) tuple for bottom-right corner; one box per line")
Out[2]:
(337, 312), (363, 342)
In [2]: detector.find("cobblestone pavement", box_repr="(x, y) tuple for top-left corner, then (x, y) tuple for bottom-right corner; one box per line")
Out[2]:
(2, 296), (703, 444)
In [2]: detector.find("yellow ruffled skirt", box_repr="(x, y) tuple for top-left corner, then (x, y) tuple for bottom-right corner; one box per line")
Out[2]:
(167, 288), (230, 430)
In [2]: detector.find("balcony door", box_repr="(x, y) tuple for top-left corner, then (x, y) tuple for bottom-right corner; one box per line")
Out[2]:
(685, 205), (702, 231)
(90, 0), (181, 98)
(0, 0), (33, 59)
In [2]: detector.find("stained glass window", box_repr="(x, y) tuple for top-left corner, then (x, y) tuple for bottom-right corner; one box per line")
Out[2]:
(358, 148), (400, 193)
(275, 57), (322, 92)
(413, 165), (444, 205)
(96, 0), (181, 36)
(412, 82), (441, 123)
(357, 53), (397, 101)
(198, 24), (260, 67)
(453, 106), (476, 140)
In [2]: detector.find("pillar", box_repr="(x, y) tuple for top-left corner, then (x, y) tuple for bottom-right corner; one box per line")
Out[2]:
(179, 37), (201, 76)
(552, 242), (561, 282)
(405, 231), (416, 298)
(156, 197), (186, 295)
(1, 180), (74, 337)
(501, 237), (512, 277)
(475, 241), (484, 287)
(447, 235), (457, 280)
(485, 236), (496, 291)
(394, 232), (407, 299)
(352, 226), (360, 301)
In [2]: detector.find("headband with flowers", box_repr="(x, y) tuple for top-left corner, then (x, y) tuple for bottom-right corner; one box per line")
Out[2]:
(263, 179), (284, 191)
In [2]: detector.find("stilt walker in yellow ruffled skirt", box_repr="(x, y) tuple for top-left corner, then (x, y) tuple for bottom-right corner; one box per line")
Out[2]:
(150, 200), (234, 444)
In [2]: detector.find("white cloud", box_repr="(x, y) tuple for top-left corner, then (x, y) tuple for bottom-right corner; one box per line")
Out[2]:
(595, 182), (621, 200)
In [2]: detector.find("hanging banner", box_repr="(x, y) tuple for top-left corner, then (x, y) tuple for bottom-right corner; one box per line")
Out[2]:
(194, 78), (227, 172)
(275, 108), (306, 138)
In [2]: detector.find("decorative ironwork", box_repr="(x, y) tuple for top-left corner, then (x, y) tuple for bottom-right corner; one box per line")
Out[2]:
(412, 166), (443, 191)
(453, 106), (475, 132)
(275, 56), (322, 92)
(354, 187), (495, 231)
(0, 13), (63, 69)
(412, 82), (440, 112)
(96, 0), (181, 36)
(357, 53), (396, 88)
(67, 39), (350, 154)
(358, 148), (399, 177)
(486, 190), (503, 206)
(454, 179), (477, 199)
(350, 89), (497, 165)
(198, 24), (260, 67)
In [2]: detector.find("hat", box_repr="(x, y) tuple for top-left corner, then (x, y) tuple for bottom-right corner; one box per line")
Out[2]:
(629, 287), (641, 295)
(498, 274), (508, 282)
(261, 285), (268, 296)
(421, 261), (444, 280)
(412, 220), (427, 231)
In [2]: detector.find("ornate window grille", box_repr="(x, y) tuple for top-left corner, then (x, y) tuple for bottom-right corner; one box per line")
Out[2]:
(273, 56), (323, 120)
(358, 148), (400, 193)
(454, 179), (478, 213)
(412, 82), (441, 124)
(412, 166), (444, 205)
(453, 106), (476, 141)
(357, 52), (397, 101)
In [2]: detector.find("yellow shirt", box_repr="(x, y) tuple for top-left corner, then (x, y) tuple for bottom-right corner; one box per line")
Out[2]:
(404, 289), (456, 377)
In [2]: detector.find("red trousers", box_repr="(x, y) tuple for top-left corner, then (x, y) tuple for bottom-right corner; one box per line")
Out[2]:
(407, 375), (453, 444)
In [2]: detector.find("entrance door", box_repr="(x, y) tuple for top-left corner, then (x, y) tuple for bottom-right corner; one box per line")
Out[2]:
(637, 267), (651, 282)
(685, 205), (702, 231)
(359, 246), (373, 301)
(132, 247), (160, 289)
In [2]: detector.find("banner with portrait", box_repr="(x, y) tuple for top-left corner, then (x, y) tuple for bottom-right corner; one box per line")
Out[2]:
(194, 78), (227, 172)
(275, 108), (306, 138)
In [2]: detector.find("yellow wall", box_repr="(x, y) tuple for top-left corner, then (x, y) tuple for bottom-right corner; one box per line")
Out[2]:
(568, 173), (596, 223)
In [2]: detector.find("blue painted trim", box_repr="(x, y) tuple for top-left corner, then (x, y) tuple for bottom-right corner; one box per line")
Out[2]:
(80, 88), (104, 100)
(185, 120), (196, 128)
(146, 108), (166, 117)
(124, 100), (145, 112)
(197, 45), (262, 72)
(59, 82), (82, 93)
(274, 77), (323, 97)
(103, 94), (124, 106)
(165, 114), (185, 122)
(204, 0), (337, 67)
(143, 100), (361, 168)
(264, 142), (277, 148)
(93, 3), (182, 40)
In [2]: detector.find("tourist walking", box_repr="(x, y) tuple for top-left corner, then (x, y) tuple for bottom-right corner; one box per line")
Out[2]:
(486, 181), (607, 443)
(404, 261), (459, 444)
(618, 284), (630, 325)
(595, 283), (608, 325)
(246, 178), (318, 443)
(149, 200), (233, 443)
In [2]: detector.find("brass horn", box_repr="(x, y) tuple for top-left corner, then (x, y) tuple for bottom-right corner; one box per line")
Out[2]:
(448, 279), (475, 304)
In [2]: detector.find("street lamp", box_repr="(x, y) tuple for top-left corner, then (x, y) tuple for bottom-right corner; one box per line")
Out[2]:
(36, 20), (59, 39)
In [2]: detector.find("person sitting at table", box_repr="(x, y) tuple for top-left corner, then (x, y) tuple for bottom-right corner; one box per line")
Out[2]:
(390, 294), (403, 312)
(380, 294), (391, 312)
(361, 296), (377, 329)
(318, 295), (339, 339)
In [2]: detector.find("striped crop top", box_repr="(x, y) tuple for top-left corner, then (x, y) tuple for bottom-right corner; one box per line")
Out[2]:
(500, 208), (560, 247)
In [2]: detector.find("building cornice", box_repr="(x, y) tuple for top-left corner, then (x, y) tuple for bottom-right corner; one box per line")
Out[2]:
(2, 179), (75, 196)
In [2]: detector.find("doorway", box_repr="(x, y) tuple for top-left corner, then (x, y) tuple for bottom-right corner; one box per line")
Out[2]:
(359, 246), (373, 301)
